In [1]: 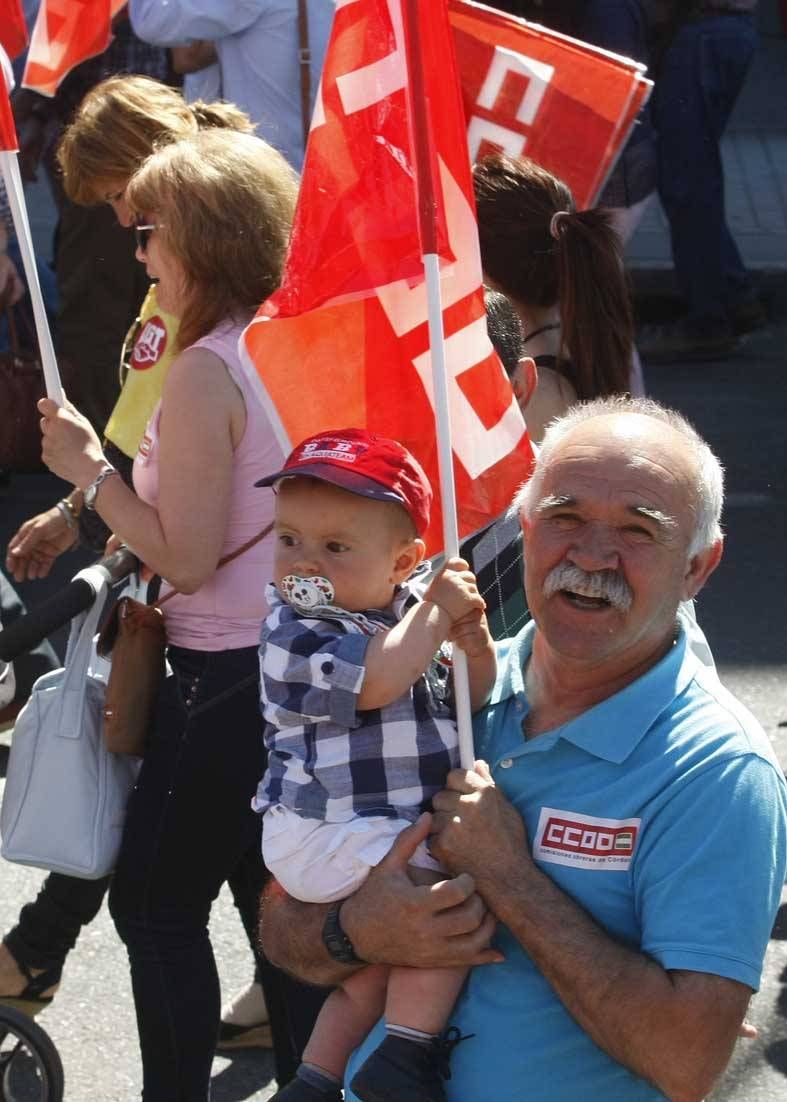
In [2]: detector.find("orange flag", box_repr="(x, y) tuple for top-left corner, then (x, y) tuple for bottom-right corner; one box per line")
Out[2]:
(241, 0), (534, 558)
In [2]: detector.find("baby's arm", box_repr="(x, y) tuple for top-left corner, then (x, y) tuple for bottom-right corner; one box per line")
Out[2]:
(357, 558), (484, 711)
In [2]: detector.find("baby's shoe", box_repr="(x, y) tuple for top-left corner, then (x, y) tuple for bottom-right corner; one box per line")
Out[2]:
(349, 1027), (471, 1102)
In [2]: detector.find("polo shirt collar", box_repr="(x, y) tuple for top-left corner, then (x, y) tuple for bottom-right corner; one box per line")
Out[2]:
(492, 609), (704, 764)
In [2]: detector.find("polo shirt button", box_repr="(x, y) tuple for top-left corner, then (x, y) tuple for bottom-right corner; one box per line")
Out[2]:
(500, 758), (513, 769)
(321, 660), (334, 675)
(515, 699), (524, 712)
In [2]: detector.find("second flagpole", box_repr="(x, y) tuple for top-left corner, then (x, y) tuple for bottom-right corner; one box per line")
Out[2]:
(0, 148), (63, 405)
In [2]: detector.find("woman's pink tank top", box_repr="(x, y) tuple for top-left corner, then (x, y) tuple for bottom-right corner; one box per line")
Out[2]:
(133, 319), (283, 651)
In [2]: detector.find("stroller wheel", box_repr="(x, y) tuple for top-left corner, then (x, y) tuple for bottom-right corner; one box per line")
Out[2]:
(0, 1004), (64, 1102)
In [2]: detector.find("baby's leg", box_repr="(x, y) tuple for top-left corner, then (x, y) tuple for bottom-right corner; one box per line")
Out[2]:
(302, 963), (389, 1079)
(385, 866), (468, 1034)
(349, 867), (471, 1102)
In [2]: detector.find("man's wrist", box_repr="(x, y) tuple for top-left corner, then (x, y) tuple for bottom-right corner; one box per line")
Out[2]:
(322, 899), (365, 965)
(336, 893), (372, 964)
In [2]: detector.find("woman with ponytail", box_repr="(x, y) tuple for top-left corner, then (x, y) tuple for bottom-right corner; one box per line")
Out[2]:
(473, 152), (637, 442)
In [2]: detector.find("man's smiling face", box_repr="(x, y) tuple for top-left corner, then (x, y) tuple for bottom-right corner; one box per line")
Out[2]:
(521, 413), (716, 672)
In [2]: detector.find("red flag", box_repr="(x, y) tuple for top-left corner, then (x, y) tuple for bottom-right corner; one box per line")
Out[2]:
(449, 0), (652, 210)
(0, 45), (18, 151)
(242, 0), (533, 558)
(22, 0), (126, 97)
(0, 0), (29, 61)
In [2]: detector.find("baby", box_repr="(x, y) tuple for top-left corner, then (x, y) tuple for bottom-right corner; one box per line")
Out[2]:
(253, 428), (496, 1102)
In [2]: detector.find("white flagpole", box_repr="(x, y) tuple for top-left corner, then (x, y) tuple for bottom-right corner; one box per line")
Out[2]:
(0, 149), (64, 404)
(423, 251), (476, 771)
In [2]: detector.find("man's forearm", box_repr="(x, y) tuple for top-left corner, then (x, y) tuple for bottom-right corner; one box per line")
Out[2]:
(479, 861), (748, 1102)
(260, 883), (357, 987)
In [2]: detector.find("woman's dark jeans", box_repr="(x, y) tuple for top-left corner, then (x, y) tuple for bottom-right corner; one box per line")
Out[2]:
(108, 644), (268, 1101)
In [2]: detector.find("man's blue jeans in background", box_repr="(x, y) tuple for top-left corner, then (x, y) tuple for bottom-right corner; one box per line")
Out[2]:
(653, 13), (758, 332)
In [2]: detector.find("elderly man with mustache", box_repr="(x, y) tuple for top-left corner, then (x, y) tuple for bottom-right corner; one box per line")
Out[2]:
(260, 396), (787, 1102)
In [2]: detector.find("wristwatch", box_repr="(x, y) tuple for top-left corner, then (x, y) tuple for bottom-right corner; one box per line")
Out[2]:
(83, 464), (118, 511)
(322, 901), (364, 965)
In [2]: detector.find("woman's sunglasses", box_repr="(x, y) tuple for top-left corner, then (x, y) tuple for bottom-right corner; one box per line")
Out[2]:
(134, 223), (165, 253)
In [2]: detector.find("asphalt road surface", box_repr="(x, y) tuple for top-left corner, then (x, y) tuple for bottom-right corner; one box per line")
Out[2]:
(0, 274), (785, 1100)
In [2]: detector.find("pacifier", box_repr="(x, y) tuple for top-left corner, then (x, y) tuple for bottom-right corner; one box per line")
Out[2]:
(280, 574), (335, 612)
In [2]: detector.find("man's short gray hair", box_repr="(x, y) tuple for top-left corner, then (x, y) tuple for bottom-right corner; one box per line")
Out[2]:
(514, 397), (724, 557)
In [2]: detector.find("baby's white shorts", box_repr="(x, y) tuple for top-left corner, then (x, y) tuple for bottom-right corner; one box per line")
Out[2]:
(262, 804), (441, 903)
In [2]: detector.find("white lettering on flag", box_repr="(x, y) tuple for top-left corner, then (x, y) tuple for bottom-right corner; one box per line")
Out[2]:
(467, 46), (554, 161)
(335, 0), (406, 116)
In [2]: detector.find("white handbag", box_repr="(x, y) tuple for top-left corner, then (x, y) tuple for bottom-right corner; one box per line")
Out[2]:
(1, 566), (140, 878)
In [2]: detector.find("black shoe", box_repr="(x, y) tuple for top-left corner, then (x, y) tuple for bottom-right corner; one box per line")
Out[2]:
(349, 1028), (472, 1102)
(270, 1077), (342, 1102)
(728, 294), (767, 335)
(637, 320), (740, 364)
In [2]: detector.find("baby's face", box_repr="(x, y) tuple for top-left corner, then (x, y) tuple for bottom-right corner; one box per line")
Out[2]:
(273, 477), (418, 613)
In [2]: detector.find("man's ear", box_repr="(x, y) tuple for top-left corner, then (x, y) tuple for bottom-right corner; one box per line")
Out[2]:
(391, 538), (426, 584)
(682, 539), (723, 601)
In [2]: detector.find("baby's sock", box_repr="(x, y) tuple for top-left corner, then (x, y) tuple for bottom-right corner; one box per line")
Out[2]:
(385, 1023), (435, 1045)
(297, 1063), (343, 1094)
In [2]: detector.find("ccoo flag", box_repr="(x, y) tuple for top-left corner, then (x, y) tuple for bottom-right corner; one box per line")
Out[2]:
(22, 0), (127, 97)
(241, 0), (534, 557)
(0, 0), (29, 61)
(449, 0), (652, 210)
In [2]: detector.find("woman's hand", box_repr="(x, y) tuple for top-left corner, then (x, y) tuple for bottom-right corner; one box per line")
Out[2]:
(6, 506), (78, 582)
(38, 397), (106, 488)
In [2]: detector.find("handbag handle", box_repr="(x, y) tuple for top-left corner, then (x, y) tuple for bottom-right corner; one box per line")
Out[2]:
(58, 567), (110, 735)
(155, 521), (274, 608)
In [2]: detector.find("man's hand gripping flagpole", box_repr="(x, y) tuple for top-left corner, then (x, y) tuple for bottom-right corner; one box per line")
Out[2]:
(0, 46), (63, 404)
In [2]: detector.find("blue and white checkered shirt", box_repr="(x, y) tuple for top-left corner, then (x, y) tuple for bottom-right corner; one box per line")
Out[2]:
(253, 568), (459, 823)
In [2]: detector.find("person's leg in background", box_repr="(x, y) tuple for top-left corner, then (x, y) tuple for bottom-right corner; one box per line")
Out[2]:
(1, 875), (110, 1013)
(641, 12), (759, 362)
(224, 845), (330, 1084)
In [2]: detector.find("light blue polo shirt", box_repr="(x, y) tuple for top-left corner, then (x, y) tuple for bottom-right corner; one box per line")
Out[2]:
(346, 612), (787, 1101)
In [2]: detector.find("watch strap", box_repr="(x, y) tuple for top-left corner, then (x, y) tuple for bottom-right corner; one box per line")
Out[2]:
(322, 901), (363, 965)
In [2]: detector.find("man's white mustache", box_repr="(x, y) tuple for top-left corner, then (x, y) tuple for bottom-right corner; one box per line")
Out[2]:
(543, 562), (633, 612)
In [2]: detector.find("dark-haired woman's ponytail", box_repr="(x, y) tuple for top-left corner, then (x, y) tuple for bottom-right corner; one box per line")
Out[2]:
(553, 208), (634, 400)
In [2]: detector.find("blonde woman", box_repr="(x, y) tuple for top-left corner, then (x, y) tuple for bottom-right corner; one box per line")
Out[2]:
(3, 76), (299, 1065)
(38, 129), (299, 1099)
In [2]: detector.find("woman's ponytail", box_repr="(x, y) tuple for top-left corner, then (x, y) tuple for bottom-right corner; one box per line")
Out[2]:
(553, 208), (634, 400)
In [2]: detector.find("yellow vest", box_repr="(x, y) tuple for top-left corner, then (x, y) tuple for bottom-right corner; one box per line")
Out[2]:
(104, 286), (179, 458)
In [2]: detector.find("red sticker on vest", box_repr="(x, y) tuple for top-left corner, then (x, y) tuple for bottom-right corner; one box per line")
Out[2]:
(130, 316), (168, 371)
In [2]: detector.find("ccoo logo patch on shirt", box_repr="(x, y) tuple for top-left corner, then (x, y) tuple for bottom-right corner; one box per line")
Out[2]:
(533, 807), (640, 871)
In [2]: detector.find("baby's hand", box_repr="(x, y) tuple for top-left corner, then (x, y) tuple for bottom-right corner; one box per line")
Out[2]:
(425, 558), (485, 624)
(449, 608), (493, 658)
